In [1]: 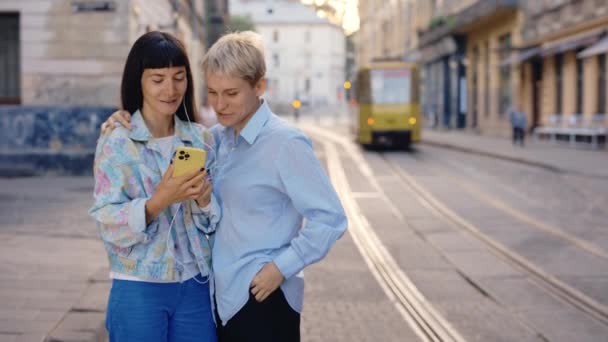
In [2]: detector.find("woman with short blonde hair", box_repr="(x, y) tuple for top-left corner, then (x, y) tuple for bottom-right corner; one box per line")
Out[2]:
(204, 30), (346, 342)
(202, 31), (266, 86)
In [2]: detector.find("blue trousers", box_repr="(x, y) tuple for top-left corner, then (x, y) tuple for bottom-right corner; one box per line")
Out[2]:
(106, 275), (217, 342)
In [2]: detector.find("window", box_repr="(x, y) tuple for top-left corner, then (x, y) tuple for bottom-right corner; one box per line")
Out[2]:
(273, 30), (279, 43)
(273, 53), (279, 68)
(498, 34), (512, 116)
(272, 79), (279, 95)
(304, 78), (310, 93)
(305, 30), (311, 43)
(599, 54), (606, 114)
(0, 13), (20, 104)
(304, 52), (312, 68)
(555, 53), (563, 115)
(576, 51), (584, 114)
(371, 68), (411, 104)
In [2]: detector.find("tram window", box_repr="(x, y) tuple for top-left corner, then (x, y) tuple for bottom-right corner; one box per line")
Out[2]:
(371, 69), (411, 104)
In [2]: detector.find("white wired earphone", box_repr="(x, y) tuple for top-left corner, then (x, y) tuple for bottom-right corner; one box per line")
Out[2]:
(164, 100), (217, 285)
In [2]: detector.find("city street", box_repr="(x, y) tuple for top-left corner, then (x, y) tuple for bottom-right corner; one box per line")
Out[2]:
(3, 1), (608, 341)
(2, 108), (608, 341)
(297, 107), (608, 341)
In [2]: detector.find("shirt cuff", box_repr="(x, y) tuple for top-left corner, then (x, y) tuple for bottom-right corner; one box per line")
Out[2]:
(192, 201), (212, 215)
(273, 247), (306, 280)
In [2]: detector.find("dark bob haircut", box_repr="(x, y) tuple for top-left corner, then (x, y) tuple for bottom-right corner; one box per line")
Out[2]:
(121, 31), (196, 123)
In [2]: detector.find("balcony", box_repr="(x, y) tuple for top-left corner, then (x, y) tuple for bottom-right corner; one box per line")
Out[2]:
(419, 0), (519, 47)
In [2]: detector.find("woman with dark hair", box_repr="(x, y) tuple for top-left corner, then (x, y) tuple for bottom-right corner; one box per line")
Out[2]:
(89, 31), (218, 342)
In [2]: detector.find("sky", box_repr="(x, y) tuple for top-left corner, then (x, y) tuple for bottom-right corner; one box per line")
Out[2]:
(300, 0), (360, 34)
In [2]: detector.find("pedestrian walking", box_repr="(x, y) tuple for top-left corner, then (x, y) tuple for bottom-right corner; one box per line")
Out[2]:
(508, 105), (527, 147)
(90, 31), (218, 342)
(100, 31), (348, 342)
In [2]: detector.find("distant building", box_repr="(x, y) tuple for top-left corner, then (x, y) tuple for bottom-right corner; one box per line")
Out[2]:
(231, 0), (346, 109)
(205, 0), (230, 48)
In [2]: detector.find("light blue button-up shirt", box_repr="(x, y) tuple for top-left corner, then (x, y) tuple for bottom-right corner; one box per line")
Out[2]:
(210, 101), (347, 325)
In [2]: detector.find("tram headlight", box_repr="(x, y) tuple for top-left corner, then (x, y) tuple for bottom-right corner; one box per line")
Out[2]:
(408, 117), (417, 125)
(367, 117), (375, 126)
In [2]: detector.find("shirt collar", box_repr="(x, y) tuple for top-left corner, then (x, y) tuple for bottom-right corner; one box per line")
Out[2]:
(174, 115), (194, 143)
(128, 110), (193, 143)
(239, 100), (271, 145)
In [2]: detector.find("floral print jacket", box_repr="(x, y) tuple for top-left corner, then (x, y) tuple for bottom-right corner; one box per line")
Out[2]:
(89, 110), (220, 281)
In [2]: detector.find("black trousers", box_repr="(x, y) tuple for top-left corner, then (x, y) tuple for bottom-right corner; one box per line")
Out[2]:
(218, 289), (300, 342)
(512, 127), (525, 146)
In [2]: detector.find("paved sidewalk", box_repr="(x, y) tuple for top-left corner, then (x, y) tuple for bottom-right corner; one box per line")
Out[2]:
(0, 170), (418, 342)
(421, 129), (608, 179)
(0, 177), (109, 342)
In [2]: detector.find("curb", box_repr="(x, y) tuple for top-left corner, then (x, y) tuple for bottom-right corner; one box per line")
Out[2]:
(45, 268), (110, 342)
(421, 138), (608, 180)
(420, 139), (565, 173)
(420, 138), (608, 180)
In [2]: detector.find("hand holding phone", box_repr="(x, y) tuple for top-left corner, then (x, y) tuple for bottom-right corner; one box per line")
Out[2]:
(145, 147), (208, 223)
(173, 147), (207, 178)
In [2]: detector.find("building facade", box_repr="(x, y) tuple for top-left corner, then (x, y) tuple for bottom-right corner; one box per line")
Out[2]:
(357, 0), (417, 68)
(0, 0), (208, 108)
(417, 0), (480, 130)
(231, 0), (346, 110)
(0, 0), (222, 175)
(518, 0), (608, 130)
(357, 0), (608, 139)
(356, 0), (478, 129)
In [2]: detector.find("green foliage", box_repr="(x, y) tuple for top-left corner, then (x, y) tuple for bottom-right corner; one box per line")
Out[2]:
(228, 15), (256, 32)
(428, 16), (446, 30)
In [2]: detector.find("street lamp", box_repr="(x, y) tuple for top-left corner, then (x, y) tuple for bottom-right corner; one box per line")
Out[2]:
(292, 99), (302, 122)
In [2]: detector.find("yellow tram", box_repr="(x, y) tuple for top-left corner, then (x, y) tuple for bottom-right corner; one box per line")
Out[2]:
(355, 60), (421, 149)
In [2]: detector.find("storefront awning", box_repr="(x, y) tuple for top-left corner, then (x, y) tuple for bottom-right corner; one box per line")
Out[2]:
(578, 36), (608, 58)
(541, 29), (604, 57)
(500, 46), (541, 67)
(419, 36), (457, 63)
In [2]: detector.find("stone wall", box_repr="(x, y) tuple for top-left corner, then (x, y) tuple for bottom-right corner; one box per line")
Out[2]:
(0, 106), (115, 176)
(0, 0), (131, 107)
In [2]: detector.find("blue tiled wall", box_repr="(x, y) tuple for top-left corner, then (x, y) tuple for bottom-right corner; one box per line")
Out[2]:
(0, 106), (116, 176)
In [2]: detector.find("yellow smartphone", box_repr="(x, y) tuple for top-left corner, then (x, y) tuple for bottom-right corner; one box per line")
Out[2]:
(172, 146), (207, 178)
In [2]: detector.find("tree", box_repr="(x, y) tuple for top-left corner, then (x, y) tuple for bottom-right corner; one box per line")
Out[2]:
(227, 15), (256, 32)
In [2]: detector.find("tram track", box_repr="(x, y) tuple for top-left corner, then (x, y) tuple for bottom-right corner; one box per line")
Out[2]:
(380, 153), (608, 327)
(318, 133), (467, 342)
(306, 122), (608, 339)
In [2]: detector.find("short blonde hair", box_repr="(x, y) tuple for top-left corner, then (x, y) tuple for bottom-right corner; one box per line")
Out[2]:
(202, 31), (266, 86)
